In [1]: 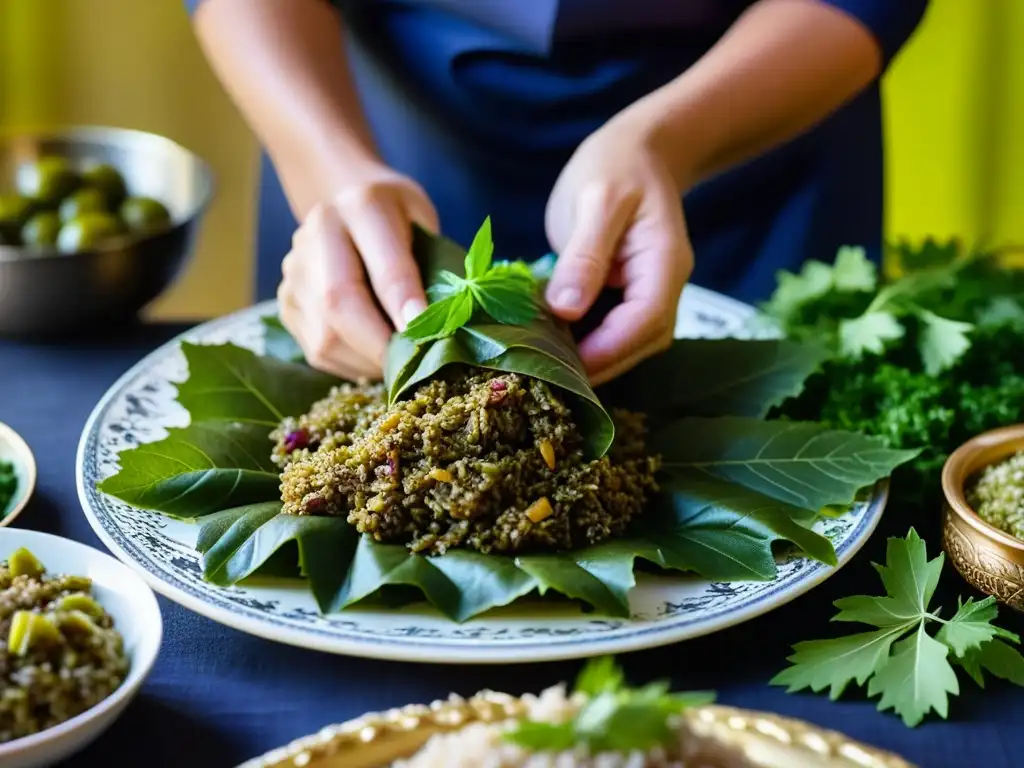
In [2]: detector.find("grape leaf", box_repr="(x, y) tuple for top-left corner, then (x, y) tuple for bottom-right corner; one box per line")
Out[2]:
(867, 625), (959, 727)
(838, 311), (905, 359)
(651, 417), (919, 511)
(916, 309), (974, 375)
(177, 342), (338, 426)
(97, 422), (281, 519)
(636, 475), (836, 580)
(871, 527), (943, 617)
(601, 339), (831, 419)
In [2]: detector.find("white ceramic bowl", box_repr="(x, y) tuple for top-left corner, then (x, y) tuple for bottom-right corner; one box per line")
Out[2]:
(0, 529), (162, 768)
(0, 422), (36, 527)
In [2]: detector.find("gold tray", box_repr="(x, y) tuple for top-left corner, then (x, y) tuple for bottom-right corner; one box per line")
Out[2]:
(239, 692), (916, 768)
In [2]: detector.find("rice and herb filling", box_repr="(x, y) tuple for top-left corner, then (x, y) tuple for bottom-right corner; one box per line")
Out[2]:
(0, 549), (128, 744)
(272, 367), (660, 555)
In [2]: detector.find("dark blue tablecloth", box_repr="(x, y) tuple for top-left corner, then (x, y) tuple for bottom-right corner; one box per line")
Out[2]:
(1, 323), (1019, 768)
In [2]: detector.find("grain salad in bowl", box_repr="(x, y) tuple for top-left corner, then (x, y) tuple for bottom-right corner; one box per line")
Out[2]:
(0, 529), (161, 768)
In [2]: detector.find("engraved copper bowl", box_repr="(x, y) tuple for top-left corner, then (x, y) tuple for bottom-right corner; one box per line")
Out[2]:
(942, 423), (1024, 611)
(237, 692), (916, 768)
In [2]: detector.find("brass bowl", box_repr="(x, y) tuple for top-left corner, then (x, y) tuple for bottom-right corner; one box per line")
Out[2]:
(238, 692), (916, 768)
(0, 126), (214, 337)
(941, 423), (1024, 610)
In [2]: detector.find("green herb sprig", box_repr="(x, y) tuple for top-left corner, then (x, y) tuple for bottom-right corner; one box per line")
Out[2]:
(772, 529), (1024, 727)
(505, 657), (715, 754)
(402, 217), (539, 342)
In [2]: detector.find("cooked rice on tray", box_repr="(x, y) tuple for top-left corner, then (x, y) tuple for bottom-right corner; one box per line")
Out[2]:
(272, 367), (660, 555)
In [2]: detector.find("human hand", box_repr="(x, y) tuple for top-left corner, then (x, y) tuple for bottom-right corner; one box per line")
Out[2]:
(278, 167), (438, 379)
(544, 117), (694, 386)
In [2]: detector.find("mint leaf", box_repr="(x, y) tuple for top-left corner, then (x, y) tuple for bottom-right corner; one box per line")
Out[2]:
(402, 294), (461, 342)
(439, 290), (475, 337)
(473, 275), (538, 325)
(832, 246), (877, 293)
(916, 309), (973, 375)
(575, 656), (625, 697)
(507, 658), (714, 754)
(464, 215), (494, 280)
(867, 624), (959, 727)
(838, 311), (905, 358)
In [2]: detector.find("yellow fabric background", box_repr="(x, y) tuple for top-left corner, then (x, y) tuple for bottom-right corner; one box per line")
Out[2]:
(1, 0), (1021, 319)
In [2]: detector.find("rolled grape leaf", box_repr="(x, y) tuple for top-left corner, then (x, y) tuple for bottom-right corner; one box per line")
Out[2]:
(97, 422), (281, 519)
(385, 228), (616, 459)
(601, 339), (831, 419)
(178, 342), (338, 426)
(651, 417), (920, 511)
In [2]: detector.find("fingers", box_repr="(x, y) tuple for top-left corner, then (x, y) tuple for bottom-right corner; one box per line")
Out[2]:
(340, 186), (429, 331)
(545, 184), (641, 322)
(278, 289), (381, 379)
(313, 203), (395, 363)
(578, 212), (693, 386)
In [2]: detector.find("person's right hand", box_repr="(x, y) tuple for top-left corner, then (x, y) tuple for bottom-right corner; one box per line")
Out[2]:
(278, 167), (439, 379)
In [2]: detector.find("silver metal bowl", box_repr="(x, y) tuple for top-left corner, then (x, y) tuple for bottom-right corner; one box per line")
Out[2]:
(0, 126), (214, 337)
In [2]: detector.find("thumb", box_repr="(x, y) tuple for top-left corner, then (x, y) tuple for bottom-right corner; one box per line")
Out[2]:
(545, 185), (639, 321)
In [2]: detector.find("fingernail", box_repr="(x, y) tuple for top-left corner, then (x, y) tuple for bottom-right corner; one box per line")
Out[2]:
(553, 288), (582, 311)
(400, 298), (427, 329)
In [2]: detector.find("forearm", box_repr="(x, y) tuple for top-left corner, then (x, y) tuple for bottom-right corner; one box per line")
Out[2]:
(193, 0), (379, 219)
(625, 0), (883, 190)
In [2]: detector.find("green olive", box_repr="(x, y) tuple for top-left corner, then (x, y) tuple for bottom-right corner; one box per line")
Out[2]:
(8, 547), (44, 579)
(21, 211), (62, 248)
(80, 163), (127, 209)
(57, 212), (125, 253)
(0, 194), (36, 242)
(17, 156), (80, 207)
(59, 187), (109, 224)
(119, 196), (172, 235)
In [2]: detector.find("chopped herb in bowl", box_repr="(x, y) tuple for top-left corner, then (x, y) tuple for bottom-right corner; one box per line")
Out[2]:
(967, 451), (1024, 540)
(0, 460), (16, 515)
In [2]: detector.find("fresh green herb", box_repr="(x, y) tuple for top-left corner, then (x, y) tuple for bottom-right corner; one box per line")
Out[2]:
(772, 529), (1024, 727)
(774, 238), (1024, 525)
(0, 460), (16, 515)
(762, 241), (1004, 375)
(505, 657), (714, 754)
(403, 217), (539, 342)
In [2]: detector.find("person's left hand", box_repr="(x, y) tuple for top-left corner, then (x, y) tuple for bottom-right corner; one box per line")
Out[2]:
(544, 115), (694, 386)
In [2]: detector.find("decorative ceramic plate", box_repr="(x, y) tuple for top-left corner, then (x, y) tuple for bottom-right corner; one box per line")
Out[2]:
(76, 289), (887, 663)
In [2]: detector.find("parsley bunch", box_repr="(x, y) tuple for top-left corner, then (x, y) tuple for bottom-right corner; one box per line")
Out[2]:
(773, 529), (1024, 727)
(402, 217), (540, 342)
(771, 239), (1024, 519)
(505, 657), (714, 755)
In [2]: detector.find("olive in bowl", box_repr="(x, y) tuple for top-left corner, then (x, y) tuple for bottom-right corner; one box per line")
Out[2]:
(0, 126), (214, 337)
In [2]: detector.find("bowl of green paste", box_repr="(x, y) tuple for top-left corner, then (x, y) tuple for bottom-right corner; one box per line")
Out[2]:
(0, 422), (36, 526)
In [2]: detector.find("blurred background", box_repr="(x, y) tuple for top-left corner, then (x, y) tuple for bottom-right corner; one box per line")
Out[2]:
(0, 0), (1021, 321)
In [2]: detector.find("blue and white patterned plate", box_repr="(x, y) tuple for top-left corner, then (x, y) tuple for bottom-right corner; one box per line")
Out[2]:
(76, 288), (887, 664)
